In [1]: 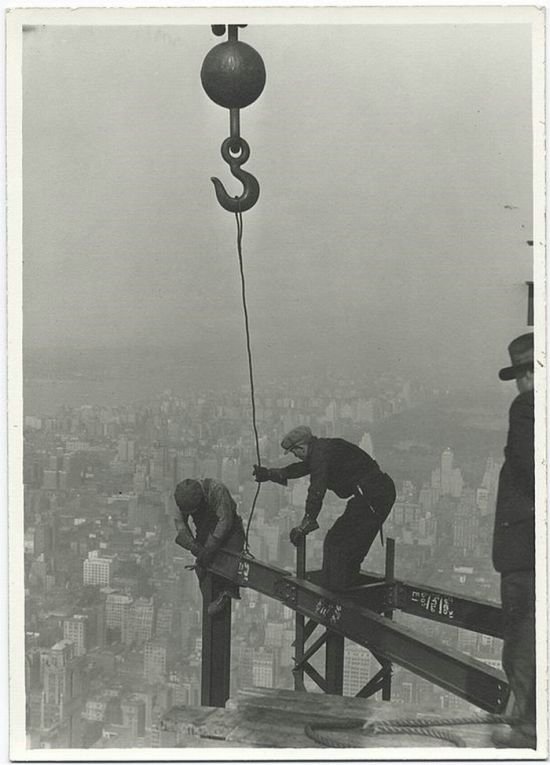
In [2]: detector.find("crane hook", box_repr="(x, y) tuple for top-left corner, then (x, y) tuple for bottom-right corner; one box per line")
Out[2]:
(211, 136), (260, 213)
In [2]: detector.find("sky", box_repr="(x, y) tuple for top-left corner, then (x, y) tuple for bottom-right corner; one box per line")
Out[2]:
(21, 16), (536, 388)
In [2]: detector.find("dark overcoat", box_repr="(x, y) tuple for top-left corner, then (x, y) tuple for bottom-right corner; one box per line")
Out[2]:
(492, 390), (535, 573)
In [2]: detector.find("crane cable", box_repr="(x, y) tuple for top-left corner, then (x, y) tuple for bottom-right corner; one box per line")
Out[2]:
(234, 209), (261, 557)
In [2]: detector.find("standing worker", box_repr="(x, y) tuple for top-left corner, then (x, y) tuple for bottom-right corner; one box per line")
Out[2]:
(253, 426), (395, 590)
(492, 333), (536, 749)
(173, 478), (245, 616)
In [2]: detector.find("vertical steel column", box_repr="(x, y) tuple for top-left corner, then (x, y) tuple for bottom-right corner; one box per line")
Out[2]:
(293, 537), (306, 691)
(384, 537), (395, 614)
(325, 631), (345, 695)
(200, 574), (232, 707)
(382, 537), (395, 700)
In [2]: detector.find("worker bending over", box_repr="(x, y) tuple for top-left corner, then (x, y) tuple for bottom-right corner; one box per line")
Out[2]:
(173, 478), (244, 616)
(254, 426), (395, 590)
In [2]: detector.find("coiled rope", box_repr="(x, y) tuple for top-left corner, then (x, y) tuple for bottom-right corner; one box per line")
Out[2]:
(304, 713), (516, 749)
(234, 210), (261, 557)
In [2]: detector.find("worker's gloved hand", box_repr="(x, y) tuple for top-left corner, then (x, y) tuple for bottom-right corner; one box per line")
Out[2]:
(289, 527), (305, 546)
(289, 515), (319, 546)
(174, 523), (201, 556)
(253, 465), (271, 483)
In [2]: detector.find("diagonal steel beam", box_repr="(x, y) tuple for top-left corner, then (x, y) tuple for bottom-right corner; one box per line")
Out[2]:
(293, 618), (319, 647)
(301, 661), (328, 693)
(304, 618), (320, 642)
(356, 667), (388, 699)
(208, 550), (509, 712)
(295, 631), (328, 668)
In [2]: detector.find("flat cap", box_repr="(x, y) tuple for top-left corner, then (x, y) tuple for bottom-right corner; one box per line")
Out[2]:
(174, 479), (204, 514)
(281, 425), (313, 454)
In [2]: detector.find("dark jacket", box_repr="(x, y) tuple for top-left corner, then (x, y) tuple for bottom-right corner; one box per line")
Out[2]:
(492, 390), (535, 573)
(271, 436), (384, 521)
(190, 478), (239, 554)
(175, 479), (244, 571)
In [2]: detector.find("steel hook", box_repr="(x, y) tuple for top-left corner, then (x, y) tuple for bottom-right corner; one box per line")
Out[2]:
(211, 136), (260, 213)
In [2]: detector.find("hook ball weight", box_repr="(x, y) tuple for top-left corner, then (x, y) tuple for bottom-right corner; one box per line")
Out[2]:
(201, 41), (266, 109)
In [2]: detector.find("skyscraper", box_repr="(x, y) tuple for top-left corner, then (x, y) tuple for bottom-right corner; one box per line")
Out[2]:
(343, 642), (372, 697)
(63, 615), (88, 657)
(105, 593), (133, 638)
(440, 448), (454, 495)
(120, 696), (146, 740)
(252, 648), (276, 688)
(83, 552), (113, 586)
(144, 640), (168, 683)
(39, 640), (82, 740)
(123, 597), (155, 645)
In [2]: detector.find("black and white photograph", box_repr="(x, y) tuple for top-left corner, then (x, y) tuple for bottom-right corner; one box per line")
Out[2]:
(6, 5), (547, 760)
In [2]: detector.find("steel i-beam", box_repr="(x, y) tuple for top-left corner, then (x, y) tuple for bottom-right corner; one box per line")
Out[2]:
(208, 549), (509, 712)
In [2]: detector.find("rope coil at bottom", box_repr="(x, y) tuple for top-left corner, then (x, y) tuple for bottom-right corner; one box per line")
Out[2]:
(305, 713), (515, 748)
(305, 720), (366, 749)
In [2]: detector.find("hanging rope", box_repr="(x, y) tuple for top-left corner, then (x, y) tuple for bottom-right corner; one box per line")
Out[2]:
(234, 209), (261, 556)
(304, 713), (517, 749)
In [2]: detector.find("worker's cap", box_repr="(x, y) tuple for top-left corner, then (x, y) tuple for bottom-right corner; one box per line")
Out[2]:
(499, 332), (534, 381)
(174, 479), (204, 515)
(281, 425), (313, 454)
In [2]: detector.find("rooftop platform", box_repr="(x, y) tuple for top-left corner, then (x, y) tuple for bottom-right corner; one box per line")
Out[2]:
(160, 687), (505, 749)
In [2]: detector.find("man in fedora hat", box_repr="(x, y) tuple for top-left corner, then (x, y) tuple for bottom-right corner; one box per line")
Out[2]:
(173, 478), (244, 616)
(491, 332), (536, 748)
(253, 426), (395, 590)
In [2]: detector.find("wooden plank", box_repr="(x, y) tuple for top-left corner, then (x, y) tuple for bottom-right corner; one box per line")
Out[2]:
(222, 706), (498, 748)
(195, 708), (242, 740)
(224, 688), (500, 748)
(163, 691), (502, 749)
(230, 687), (375, 719)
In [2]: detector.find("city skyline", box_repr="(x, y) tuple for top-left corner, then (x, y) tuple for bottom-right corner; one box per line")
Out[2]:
(22, 377), (509, 750)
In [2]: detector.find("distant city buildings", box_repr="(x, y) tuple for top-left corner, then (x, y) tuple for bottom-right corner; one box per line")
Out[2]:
(63, 615), (88, 656)
(83, 552), (114, 587)
(22, 374), (504, 748)
(343, 641), (373, 697)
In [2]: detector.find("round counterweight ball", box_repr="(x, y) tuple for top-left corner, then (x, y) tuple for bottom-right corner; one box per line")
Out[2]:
(201, 40), (266, 109)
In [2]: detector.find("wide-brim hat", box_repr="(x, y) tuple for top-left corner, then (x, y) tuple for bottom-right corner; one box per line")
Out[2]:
(281, 425), (313, 454)
(498, 332), (534, 381)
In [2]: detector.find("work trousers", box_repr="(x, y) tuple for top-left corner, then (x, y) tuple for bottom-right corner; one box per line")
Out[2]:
(322, 473), (396, 590)
(501, 569), (536, 744)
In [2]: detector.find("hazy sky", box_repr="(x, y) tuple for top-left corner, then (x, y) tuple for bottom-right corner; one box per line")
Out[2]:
(22, 18), (535, 387)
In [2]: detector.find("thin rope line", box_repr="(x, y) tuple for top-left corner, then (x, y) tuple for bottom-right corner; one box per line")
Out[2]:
(235, 209), (261, 555)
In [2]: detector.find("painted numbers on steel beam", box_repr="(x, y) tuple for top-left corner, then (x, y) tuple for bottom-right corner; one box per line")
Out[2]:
(395, 582), (503, 638)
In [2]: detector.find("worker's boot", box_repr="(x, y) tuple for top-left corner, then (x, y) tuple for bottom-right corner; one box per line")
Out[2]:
(491, 726), (536, 749)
